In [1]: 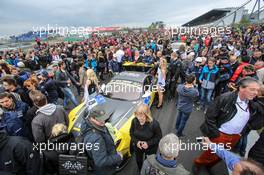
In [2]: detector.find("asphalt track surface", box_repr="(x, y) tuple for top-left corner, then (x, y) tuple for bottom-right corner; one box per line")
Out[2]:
(117, 93), (229, 175)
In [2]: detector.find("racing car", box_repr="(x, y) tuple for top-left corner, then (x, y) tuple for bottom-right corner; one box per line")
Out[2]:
(68, 71), (157, 170)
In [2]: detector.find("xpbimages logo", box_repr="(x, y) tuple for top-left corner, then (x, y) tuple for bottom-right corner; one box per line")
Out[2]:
(164, 26), (232, 37)
(164, 140), (232, 154)
(33, 141), (100, 154)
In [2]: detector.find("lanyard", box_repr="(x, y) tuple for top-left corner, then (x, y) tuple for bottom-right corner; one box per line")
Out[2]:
(236, 102), (249, 112)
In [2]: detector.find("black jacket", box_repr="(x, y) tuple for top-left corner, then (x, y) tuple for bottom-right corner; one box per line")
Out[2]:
(248, 97), (264, 165)
(55, 69), (78, 88)
(200, 91), (263, 138)
(24, 106), (38, 142)
(43, 133), (73, 174)
(168, 59), (185, 83)
(39, 78), (59, 103)
(0, 132), (41, 175)
(248, 131), (264, 166)
(130, 118), (162, 150)
(14, 87), (32, 107)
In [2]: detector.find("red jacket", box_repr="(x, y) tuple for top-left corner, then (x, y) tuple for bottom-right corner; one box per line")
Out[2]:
(230, 62), (249, 82)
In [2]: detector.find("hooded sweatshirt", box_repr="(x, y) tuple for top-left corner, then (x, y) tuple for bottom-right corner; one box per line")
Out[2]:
(32, 104), (68, 143)
(36, 104), (57, 116)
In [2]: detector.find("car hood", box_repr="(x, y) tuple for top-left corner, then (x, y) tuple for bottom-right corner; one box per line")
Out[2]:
(103, 98), (140, 129)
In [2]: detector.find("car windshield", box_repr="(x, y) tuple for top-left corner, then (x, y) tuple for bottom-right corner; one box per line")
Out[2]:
(103, 80), (142, 101)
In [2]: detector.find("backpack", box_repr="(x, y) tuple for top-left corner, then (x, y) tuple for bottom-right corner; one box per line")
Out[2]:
(241, 64), (256, 78)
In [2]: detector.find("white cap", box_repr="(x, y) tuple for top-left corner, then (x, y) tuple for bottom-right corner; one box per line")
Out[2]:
(17, 62), (25, 68)
(195, 57), (203, 63)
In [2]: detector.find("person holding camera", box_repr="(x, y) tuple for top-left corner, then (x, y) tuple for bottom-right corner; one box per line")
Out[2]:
(200, 137), (264, 175)
(175, 74), (199, 137)
(193, 77), (262, 174)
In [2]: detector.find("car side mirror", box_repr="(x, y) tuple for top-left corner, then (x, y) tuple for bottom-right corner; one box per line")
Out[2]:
(100, 83), (106, 94)
(142, 90), (151, 98)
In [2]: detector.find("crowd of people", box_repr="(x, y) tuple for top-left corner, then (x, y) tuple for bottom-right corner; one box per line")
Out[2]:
(0, 24), (263, 175)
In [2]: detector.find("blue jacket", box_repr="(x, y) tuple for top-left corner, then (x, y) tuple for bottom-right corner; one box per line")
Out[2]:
(151, 42), (157, 52)
(85, 58), (97, 73)
(199, 65), (219, 83)
(218, 63), (233, 82)
(177, 84), (199, 113)
(108, 60), (120, 72)
(209, 143), (240, 171)
(81, 120), (122, 175)
(0, 100), (28, 137)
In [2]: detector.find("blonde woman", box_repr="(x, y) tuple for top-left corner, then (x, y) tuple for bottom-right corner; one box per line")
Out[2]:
(45, 123), (71, 174)
(85, 68), (100, 95)
(156, 57), (167, 108)
(50, 123), (68, 138)
(130, 104), (162, 170)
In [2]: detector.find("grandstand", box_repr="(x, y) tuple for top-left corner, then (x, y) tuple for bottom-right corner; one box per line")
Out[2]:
(182, 0), (264, 27)
(9, 31), (48, 42)
(182, 7), (246, 27)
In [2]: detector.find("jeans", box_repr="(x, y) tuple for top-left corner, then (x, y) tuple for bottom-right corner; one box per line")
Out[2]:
(235, 133), (248, 155)
(200, 88), (214, 109)
(175, 110), (191, 135)
(62, 87), (78, 107)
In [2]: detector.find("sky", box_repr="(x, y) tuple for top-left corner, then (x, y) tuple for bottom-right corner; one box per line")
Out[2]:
(0, 0), (256, 36)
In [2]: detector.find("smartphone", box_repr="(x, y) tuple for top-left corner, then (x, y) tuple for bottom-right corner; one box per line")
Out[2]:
(196, 137), (203, 143)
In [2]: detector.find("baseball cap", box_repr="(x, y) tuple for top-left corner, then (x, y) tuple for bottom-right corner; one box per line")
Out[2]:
(88, 104), (114, 122)
(52, 63), (58, 67)
(40, 70), (49, 78)
(195, 57), (203, 63)
(17, 62), (25, 68)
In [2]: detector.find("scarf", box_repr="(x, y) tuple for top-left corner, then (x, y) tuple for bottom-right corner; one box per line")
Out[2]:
(156, 153), (177, 168)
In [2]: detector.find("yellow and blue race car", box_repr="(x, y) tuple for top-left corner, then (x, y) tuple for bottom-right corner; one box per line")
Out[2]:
(68, 71), (156, 169)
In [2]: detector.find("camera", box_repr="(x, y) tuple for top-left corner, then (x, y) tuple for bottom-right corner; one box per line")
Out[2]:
(196, 137), (203, 143)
